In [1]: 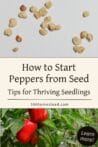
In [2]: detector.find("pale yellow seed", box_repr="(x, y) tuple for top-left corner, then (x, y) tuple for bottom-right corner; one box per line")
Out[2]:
(80, 31), (88, 39)
(73, 46), (78, 53)
(33, 11), (41, 19)
(12, 47), (19, 52)
(82, 11), (90, 17)
(86, 33), (93, 42)
(4, 28), (12, 36)
(44, 16), (52, 23)
(29, 6), (38, 13)
(48, 23), (56, 31)
(77, 46), (85, 54)
(44, 1), (53, 9)
(18, 11), (28, 19)
(9, 18), (17, 28)
(39, 28), (48, 36)
(73, 46), (85, 54)
(72, 37), (81, 45)
(55, 25), (61, 30)
(39, 7), (48, 17)
(40, 22), (48, 29)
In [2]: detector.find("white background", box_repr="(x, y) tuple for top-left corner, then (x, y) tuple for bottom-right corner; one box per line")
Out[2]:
(0, 0), (98, 57)
(0, 58), (98, 108)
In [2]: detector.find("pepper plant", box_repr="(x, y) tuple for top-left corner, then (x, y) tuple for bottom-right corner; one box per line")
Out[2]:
(0, 109), (98, 147)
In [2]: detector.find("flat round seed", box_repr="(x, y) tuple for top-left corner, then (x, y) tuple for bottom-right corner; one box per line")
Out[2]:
(9, 18), (17, 28)
(44, 1), (53, 9)
(55, 25), (61, 30)
(33, 11), (40, 19)
(18, 11), (28, 19)
(80, 31), (88, 39)
(72, 37), (81, 45)
(73, 46), (85, 54)
(16, 35), (22, 42)
(82, 11), (90, 17)
(12, 47), (19, 52)
(20, 5), (27, 11)
(73, 46), (78, 53)
(39, 7), (48, 17)
(4, 28), (12, 36)
(44, 16), (52, 23)
(29, 6), (38, 13)
(77, 46), (85, 53)
(39, 28), (48, 36)
(86, 33), (93, 42)
(48, 23), (56, 31)
(40, 22), (48, 29)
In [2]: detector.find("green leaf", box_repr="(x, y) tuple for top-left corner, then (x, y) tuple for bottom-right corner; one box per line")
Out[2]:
(55, 130), (64, 145)
(2, 109), (8, 118)
(10, 119), (23, 136)
(38, 138), (46, 147)
(67, 139), (77, 145)
(79, 109), (86, 116)
(0, 126), (5, 137)
(43, 119), (56, 129)
(61, 115), (74, 130)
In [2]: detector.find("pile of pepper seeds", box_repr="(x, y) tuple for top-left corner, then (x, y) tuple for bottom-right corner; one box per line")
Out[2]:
(3, 2), (93, 55)
(3, 1), (61, 52)
(72, 10), (93, 54)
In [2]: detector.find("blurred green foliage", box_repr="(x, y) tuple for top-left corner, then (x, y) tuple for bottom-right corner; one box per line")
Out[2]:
(0, 109), (98, 147)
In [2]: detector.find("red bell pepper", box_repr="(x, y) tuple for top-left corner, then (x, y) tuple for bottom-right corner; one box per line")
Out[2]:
(16, 119), (37, 144)
(28, 108), (48, 122)
(31, 131), (39, 145)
